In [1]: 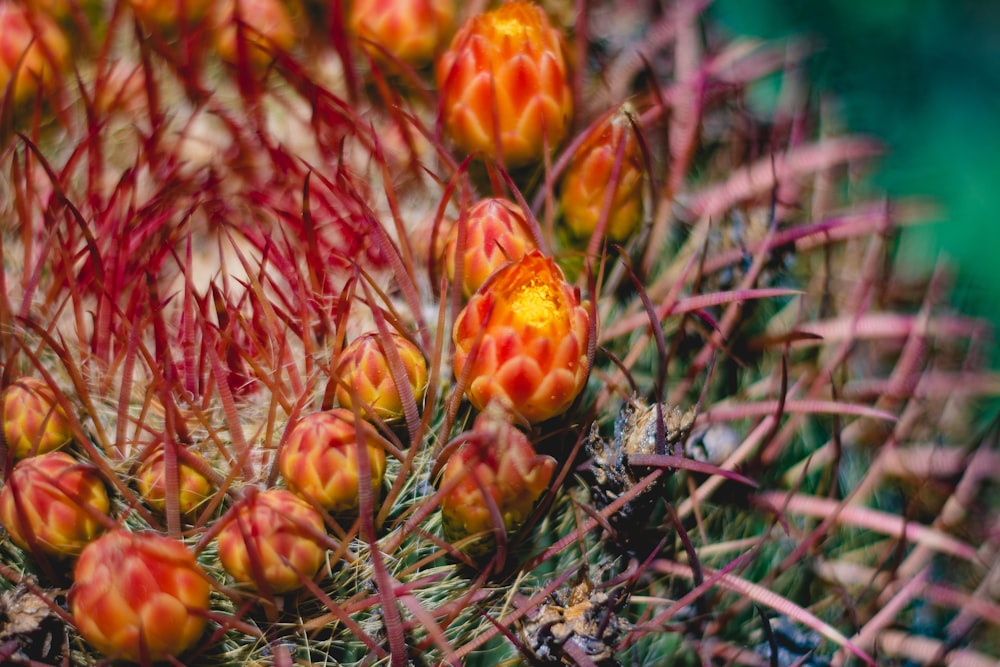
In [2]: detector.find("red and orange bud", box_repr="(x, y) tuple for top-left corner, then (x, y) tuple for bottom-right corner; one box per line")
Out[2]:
(0, 451), (109, 557)
(438, 406), (556, 548)
(127, 0), (211, 30)
(280, 408), (387, 513)
(212, 0), (297, 68)
(561, 105), (645, 242)
(70, 530), (211, 663)
(136, 447), (214, 518)
(444, 197), (537, 297)
(216, 488), (327, 594)
(349, 0), (454, 67)
(435, 0), (573, 167)
(334, 333), (428, 422)
(453, 250), (591, 423)
(0, 4), (69, 105)
(1, 377), (73, 460)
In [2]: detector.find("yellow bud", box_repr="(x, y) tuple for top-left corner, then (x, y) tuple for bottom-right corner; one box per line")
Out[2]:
(279, 409), (387, 513)
(70, 530), (211, 662)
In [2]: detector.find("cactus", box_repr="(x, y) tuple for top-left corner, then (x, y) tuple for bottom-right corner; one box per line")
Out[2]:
(0, 1), (996, 665)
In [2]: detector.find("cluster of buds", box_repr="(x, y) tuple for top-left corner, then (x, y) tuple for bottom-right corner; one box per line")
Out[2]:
(436, 0), (573, 167)
(348, 0), (454, 68)
(135, 446), (215, 519)
(453, 250), (591, 424)
(334, 332), (428, 422)
(561, 105), (646, 243)
(443, 197), (537, 298)
(70, 530), (211, 663)
(279, 408), (387, 514)
(438, 406), (556, 552)
(0, 451), (110, 558)
(1, 377), (73, 460)
(216, 488), (328, 594)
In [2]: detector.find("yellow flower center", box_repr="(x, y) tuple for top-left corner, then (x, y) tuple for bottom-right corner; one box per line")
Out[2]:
(490, 15), (529, 41)
(510, 278), (560, 329)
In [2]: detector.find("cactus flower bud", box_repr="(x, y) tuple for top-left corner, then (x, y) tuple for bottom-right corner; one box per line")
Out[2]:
(453, 250), (591, 423)
(0, 4), (69, 105)
(435, 0), (573, 167)
(334, 333), (428, 422)
(280, 408), (387, 513)
(0, 451), (109, 558)
(349, 0), (454, 67)
(216, 489), (327, 594)
(1, 377), (73, 460)
(136, 447), (214, 518)
(444, 197), (537, 297)
(127, 0), (211, 30)
(561, 106), (645, 242)
(212, 0), (297, 68)
(439, 406), (556, 549)
(70, 530), (211, 663)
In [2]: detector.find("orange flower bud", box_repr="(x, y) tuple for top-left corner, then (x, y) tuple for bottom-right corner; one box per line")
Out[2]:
(70, 530), (211, 663)
(439, 406), (556, 548)
(280, 409), (387, 513)
(1, 377), (73, 460)
(0, 4), (69, 105)
(0, 451), (109, 557)
(127, 0), (211, 30)
(435, 0), (573, 167)
(561, 105), (645, 242)
(453, 250), (591, 423)
(349, 0), (454, 67)
(212, 0), (297, 68)
(216, 489), (327, 594)
(136, 447), (214, 518)
(334, 333), (428, 422)
(444, 197), (537, 297)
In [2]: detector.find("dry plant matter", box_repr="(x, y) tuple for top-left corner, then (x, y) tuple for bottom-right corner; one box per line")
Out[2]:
(0, 0), (997, 665)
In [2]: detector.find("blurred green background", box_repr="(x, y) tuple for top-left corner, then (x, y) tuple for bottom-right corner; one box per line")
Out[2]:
(712, 0), (1000, 333)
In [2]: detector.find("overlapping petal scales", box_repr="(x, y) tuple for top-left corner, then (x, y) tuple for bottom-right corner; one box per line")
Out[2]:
(453, 250), (591, 423)
(1, 377), (73, 460)
(439, 406), (556, 548)
(216, 489), (327, 594)
(435, 0), (572, 167)
(334, 333), (428, 422)
(136, 447), (214, 518)
(561, 105), (645, 242)
(279, 408), (387, 513)
(70, 530), (210, 663)
(0, 451), (109, 557)
(444, 197), (537, 297)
